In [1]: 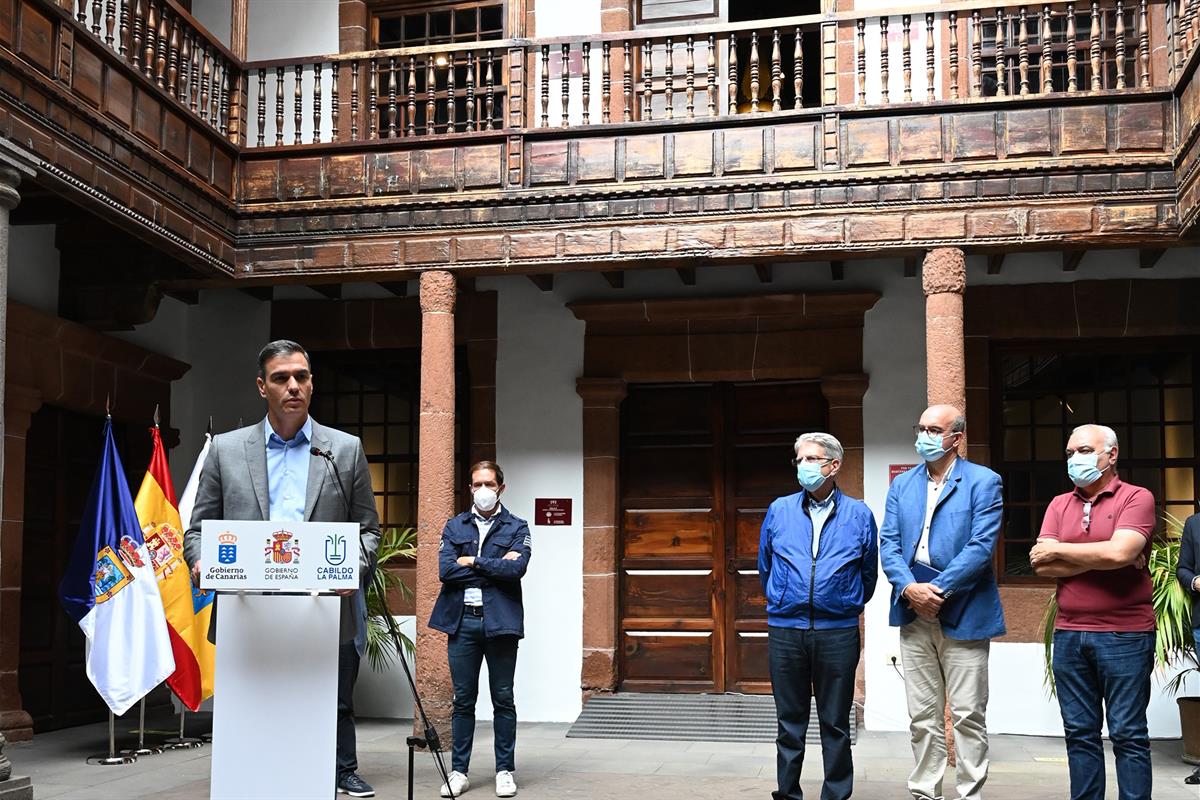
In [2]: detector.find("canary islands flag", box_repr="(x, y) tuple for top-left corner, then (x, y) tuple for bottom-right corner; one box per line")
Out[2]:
(135, 426), (216, 711)
(59, 419), (175, 715)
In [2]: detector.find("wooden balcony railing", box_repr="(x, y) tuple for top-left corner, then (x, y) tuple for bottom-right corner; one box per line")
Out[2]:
(68, 0), (243, 138)
(42, 0), (1200, 150)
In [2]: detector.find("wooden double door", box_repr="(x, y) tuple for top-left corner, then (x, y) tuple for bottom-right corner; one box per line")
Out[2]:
(619, 380), (827, 693)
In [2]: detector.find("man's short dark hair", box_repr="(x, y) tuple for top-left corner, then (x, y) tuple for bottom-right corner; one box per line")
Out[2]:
(257, 340), (311, 377)
(469, 460), (504, 485)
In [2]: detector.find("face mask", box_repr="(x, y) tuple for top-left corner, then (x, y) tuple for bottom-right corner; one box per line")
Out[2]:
(1067, 452), (1108, 487)
(796, 462), (828, 493)
(473, 486), (499, 513)
(915, 431), (952, 462)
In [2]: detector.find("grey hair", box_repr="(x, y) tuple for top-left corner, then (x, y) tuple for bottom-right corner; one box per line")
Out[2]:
(951, 414), (967, 433)
(1072, 423), (1119, 449)
(795, 432), (844, 462)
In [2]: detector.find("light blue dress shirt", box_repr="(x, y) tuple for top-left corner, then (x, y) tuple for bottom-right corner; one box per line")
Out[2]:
(806, 491), (837, 557)
(265, 416), (313, 522)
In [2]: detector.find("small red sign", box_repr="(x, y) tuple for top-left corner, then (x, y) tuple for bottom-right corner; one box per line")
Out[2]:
(534, 498), (572, 526)
(890, 464), (917, 484)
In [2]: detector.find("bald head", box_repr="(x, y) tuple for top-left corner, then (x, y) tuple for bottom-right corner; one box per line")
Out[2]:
(921, 404), (966, 434)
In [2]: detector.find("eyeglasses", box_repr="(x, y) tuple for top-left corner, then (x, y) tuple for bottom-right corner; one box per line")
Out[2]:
(1081, 501), (1093, 533)
(791, 456), (832, 466)
(913, 425), (956, 436)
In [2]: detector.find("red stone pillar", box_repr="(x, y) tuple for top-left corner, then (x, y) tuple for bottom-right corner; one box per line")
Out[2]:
(922, 247), (967, 450)
(415, 271), (457, 733)
(576, 378), (626, 698)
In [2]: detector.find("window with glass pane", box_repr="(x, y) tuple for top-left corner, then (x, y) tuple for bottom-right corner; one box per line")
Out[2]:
(993, 344), (1199, 579)
(311, 349), (470, 531)
(371, 1), (505, 132)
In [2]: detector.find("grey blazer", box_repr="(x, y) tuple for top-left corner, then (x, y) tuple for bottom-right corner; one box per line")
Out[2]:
(183, 418), (381, 651)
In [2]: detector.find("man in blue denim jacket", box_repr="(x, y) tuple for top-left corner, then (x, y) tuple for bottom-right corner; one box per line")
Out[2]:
(759, 432), (878, 800)
(430, 461), (531, 798)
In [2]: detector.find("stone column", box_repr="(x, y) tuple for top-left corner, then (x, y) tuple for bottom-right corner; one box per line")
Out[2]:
(922, 247), (967, 450)
(576, 377), (626, 698)
(0, 154), (33, 799)
(415, 271), (457, 734)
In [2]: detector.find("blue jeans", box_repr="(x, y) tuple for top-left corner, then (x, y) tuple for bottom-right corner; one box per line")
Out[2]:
(767, 625), (860, 800)
(447, 610), (519, 773)
(1052, 629), (1154, 800)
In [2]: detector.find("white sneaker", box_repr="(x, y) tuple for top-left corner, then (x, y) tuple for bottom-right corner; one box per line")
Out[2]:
(495, 770), (517, 797)
(440, 770), (470, 797)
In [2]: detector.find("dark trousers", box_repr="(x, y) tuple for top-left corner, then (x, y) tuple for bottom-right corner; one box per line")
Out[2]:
(767, 625), (860, 800)
(337, 642), (361, 779)
(447, 610), (519, 774)
(1052, 629), (1154, 800)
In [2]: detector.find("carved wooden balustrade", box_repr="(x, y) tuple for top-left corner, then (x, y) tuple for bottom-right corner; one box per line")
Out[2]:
(235, 0), (1192, 148)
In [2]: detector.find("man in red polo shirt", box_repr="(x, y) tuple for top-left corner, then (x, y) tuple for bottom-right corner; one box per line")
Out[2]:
(1028, 423), (1155, 800)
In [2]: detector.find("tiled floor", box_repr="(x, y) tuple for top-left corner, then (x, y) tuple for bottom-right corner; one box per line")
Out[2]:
(5, 715), (1199, 799)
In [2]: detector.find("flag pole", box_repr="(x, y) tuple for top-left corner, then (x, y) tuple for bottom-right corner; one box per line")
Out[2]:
(87, 712), (135, 765)
(163, 707), (203, 749)
(120, 698), (162, 757)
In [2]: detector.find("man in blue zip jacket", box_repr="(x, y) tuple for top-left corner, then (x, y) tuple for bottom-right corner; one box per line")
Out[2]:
(759, 432), (878, 800)
(430, 460), (531, 799)
(880, 405), (1004, 800)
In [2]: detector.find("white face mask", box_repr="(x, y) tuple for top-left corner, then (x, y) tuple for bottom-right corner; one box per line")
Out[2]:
(473, 486), (499, 513)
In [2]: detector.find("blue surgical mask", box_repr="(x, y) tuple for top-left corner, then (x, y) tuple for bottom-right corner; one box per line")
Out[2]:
(915, 431), (951, 462)
(1067, 452), (1108, 487)
(796, 462), (827, 493)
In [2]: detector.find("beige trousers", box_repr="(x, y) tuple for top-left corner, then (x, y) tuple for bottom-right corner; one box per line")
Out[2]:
(899, 618), (991, 800)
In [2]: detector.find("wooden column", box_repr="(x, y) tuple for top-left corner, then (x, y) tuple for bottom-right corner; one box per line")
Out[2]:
(577, 377), (626, 696)
(230, 0), (248, 60)
(819, 374), (868, 500)
(0, 388), (41, 742)
(415, 270), (457, 732)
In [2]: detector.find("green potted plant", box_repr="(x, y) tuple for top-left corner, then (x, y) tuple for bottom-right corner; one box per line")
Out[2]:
(1040, 513), (1198, 761)
(365, 526), (418, 670)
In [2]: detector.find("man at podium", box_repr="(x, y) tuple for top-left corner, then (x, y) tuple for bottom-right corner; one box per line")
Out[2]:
(183, 339), (381, 798)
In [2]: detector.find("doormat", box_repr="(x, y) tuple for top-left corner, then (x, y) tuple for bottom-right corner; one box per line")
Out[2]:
(566, 693), (857, 744)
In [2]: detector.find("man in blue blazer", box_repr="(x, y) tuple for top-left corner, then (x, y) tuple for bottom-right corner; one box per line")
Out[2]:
(880, 404), (1005, 800)
(430, 461), (531, 799)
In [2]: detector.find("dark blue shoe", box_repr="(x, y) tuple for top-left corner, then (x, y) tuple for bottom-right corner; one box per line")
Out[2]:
(337, 772), (375, 797)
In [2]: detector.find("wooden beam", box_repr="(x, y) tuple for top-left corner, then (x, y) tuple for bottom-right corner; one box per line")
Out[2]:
(528, 274), (554, 292)
(903, 256), (918, 278)
(987, 254), (1005, 275)
(310, 284), (342, 300)
(377, 281), (408, 296)
(676, 267), (697, 286)
(230, 0), (249, 60)
(1062, 251), (1086, 272)
(1139, 248), (1166, 269)
(163, 289), (199, 305)
(240, 286), (274, 302)
(754, 264), (773, 283)
(602, 271), (624, 289)
(830, 260), (845, 281)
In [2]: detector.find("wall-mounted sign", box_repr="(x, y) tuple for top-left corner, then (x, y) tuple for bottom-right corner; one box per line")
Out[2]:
(889, 464), (917, 484)
(534, 498), (572, 526)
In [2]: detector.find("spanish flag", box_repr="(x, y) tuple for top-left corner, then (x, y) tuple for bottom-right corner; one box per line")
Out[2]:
(134, 427), (216, 710)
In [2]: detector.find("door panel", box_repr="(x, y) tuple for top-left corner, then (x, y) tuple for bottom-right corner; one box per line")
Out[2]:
(619, 380), (826, 693)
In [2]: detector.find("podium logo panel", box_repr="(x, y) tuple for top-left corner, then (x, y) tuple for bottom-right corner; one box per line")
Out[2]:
(201, 520), (359, 591)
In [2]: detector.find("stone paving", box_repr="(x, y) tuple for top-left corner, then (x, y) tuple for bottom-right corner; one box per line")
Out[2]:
(5, 714), (1200, 799)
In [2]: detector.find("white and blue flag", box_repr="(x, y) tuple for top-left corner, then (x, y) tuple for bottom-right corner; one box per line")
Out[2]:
(59, 419), (175, 715)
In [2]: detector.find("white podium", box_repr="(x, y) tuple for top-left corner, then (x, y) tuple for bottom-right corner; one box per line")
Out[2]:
(200, 520), (360, 800)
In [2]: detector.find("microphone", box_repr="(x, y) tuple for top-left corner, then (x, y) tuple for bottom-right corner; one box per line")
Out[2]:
(310, 446), (351, 519)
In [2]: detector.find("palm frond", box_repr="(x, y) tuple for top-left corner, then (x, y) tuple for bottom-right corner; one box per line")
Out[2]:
(364, 526), (418, 672)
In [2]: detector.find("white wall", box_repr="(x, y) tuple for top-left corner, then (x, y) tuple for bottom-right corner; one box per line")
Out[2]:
(470, 275), (587, 722)
(8, 224), (59, 314)
(247, 0), (338, 60)
(189, 0), (231, 49)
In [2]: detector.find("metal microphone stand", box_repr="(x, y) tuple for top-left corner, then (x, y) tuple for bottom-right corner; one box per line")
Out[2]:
(312, 446), (458, 799)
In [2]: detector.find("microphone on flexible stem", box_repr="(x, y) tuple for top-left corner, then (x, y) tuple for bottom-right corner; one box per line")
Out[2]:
(310, 446), (351, 519)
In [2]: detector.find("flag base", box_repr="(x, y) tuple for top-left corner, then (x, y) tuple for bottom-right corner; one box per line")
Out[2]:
(86, 754), (135, 766)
